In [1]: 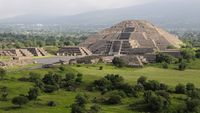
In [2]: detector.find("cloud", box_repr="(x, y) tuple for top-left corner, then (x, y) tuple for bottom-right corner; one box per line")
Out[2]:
(0, 0), (155, 19)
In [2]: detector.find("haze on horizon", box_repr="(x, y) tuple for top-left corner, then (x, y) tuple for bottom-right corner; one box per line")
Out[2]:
(0, 0), (158, 19)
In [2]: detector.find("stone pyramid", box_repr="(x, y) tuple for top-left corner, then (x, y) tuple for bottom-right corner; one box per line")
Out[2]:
(79, 20), (183, 55)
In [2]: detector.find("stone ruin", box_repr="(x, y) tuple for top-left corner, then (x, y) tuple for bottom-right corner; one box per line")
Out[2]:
(0, 48), (48, 57)
(79, 20), (183, 56)
(0, 47), (47, 67)
(75, 20), (183, 66)
(57, 46), (92, 56)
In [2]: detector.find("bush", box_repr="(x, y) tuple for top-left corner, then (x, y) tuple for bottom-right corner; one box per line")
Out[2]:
(71, 103), (86, 113)
(144, 80), (160, 91)
(181, 48), (195, 62)
(70, 94), (88, 113)
(42, 72), (62, 85)
(112, 57), (125, 67)
(93, 74), (124, 92)
(27, 87), (40, 100)
(137, 76), (147, 86)
(99, 66), (103, 70)
(12, 96), (29, 107)
(29, 72), (41, 82)
(178, 61), (187, 71)
(196, 50), (200, 58)
(159, 83), (168, 90)
(186, 99), (200, 112)
(0, 86), (8, 101)
(175, 84), (186, 94)
(75, 94), (88, 107)
(44, 85), (58, 93)
(106, 95), (122, 105)
(162, 62), (168, 69)
(59, 66), (65, 71)
(156, 53), (177, 64)
(144, 91), (168, 112)
(0, 68), (6, 80)
(148, 95), (164, 111)
(47, 101), (57, 107)
(89, 104), (101, 113)
(156, 90), (170, 101)
(186, 83), (195, 91)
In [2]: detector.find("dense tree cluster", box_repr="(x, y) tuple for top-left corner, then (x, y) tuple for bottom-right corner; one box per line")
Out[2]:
(0, 32), (87, 49)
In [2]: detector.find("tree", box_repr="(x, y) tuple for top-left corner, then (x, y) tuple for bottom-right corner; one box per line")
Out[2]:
(181, 48), (195, 62)
(156, 53), (177, 64)
(0, 68), (6, 80)
(1, 86), (8, 101)
(47, 101), (57, 107)
(42, 72), (61, 85)
(175, 84), (186, 94)
(75, 94), (88, 107)
(137, 76), (147, 86)
(89, 104), (101, 113)
(162, 62), (168, 69)
(112, 57), (125, 67)
(44, 85), (58, 93)
(186, 83), (195, 91)
(12, 96), (29, 107)
(70, 94), (88, 113)
(29, 72), (41, 82)
(144, 80), (160, 91)
(27, 87), (40, 100)
(75, 73), (83, 84)
(186, 99), (200, 112)
(106, 94), (122, 105)
(178, 61), (187, 71)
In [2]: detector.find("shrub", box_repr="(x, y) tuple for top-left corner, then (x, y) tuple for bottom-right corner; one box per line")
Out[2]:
(137, 76), (147, 86)
(0, 86), (8, 101)
(106, 95), (122, 105)
(186, 83), (195, 91)
(144, 80), (160, 91)
(175, 84), (186, 94)
(156, 90), (170, 101)
(42, 72), (62, 85)
(159, 83), (168, 90)
(99, 66), (103, 70)
(44, 85), (58, 93)
(12, 96), (29, 107)
(71, 103), (86, 113)
(181, 48), (195, 62)
(0, 68), (6, 80)
(59, 66), (65, 71)
(156, 53), (177, 64)
(148, 95), (164, 111)
(70, 94), (88, 113)
(162, 62), (168, 69)
(178, 61), (187, 71)
(75, 94), (88, 107)
(75, 73), (83, 84)
(27, 87), (40, 100)
(121, 83), (137, 97)
(47, 101), (57, 107)
(186, 99), (200, 112)
(29, 72), (41, 82)
(89, 104), (101, 113)
(112, 57), (125, 67)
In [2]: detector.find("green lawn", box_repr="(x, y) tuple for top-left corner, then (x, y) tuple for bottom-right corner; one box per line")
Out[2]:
(0, 60), (200, 113)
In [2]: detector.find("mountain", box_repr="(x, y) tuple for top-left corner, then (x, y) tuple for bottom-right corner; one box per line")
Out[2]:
(0, 0), (200, 30)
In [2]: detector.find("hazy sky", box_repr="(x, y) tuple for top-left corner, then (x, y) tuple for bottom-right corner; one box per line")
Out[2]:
(0, 0), (156, 19)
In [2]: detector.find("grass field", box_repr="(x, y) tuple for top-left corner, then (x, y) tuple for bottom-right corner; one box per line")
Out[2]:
(0, 60), (200, 113)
